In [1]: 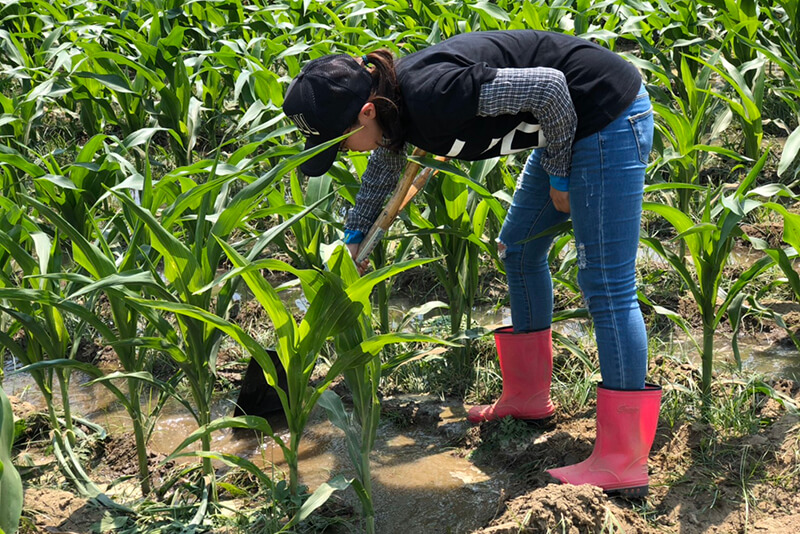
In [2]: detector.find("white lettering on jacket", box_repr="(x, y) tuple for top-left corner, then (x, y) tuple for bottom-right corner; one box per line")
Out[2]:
(444, 122), (546, 158)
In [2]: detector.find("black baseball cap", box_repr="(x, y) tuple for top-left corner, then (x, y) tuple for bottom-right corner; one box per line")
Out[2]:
(283, 54), (372, 176)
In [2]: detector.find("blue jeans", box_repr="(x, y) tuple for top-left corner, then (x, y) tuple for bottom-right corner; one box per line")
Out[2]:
(499, 84), (654, 390)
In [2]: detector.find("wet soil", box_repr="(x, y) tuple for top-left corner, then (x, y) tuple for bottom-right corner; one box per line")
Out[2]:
(8, 301), (800, 533)
(469, 387), (800, 534)
(21, 488), (104, 534)
(14, 364), (800, 534)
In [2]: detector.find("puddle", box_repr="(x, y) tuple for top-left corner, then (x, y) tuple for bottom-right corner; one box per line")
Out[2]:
(545, 316), (800, 382)
(3, 350), (505, 532)
(163, 396), (506, 533)
(671, 331), (800, 382)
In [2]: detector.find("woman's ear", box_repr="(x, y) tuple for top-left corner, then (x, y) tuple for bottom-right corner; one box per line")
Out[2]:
(360, 102), (376, 119)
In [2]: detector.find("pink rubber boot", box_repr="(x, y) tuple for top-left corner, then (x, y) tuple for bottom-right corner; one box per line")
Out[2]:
(468, 327), (555, 423)
(546, 384), (662, 497)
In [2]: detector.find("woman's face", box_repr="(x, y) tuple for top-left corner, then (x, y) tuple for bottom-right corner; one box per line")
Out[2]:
(340, 102), (383, 153)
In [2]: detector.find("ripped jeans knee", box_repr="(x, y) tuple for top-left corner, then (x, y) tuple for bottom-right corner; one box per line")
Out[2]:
(497, 238), (507, 260)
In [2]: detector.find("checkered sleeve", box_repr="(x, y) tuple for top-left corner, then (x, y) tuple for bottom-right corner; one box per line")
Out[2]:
(478, 68), (577, 178)
(345, 145), (408, 235)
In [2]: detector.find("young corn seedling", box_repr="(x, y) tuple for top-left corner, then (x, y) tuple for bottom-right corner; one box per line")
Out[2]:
(406, 158), (505, 384)
(320, 245), (455, 534)
(275, 171), (339, 269)
(22, 190), (185, 497)
(0, 205), (113, 500)
(690, 52), (766, 161)
(647, 52), (738, 196)
(0, 385), (22, 534)
(738, 32), (800, 183)
(747, 184), (800, 313)
(107, 134), (346, 510)
(641, 151), (778, 408)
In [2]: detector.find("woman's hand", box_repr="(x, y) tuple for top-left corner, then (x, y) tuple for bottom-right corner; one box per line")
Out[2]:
(346, 243), (370, 275)
(550, 187), (570, 213)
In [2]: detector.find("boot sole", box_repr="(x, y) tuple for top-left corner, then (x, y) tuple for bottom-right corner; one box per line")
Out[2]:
(604, 485), (649, 498)
(520, 414), (556, 427)
(468, 413), (555, 424)
(547, 473), (649, 499)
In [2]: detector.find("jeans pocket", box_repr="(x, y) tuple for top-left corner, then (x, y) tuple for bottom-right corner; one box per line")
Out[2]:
(629, 107), (654, 165)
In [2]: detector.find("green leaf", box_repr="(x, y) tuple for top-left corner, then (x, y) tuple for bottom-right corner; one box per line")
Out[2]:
(214, 240), (297, 366)
(643, 202), (704, 266)
(109, 338), (188, 364)
(23, 195), (115, 279)
(109, 190), (203, 295)
(293, 475), (351, 523)
(175, 450), (274, 488)
(35, 174), (81, 190)
(0, 387), (22, 534)
(67, 271), (159, 301)
(98, 514), (128, 532)
(121, 128), (166, 150)
(778, 125), (800, 177)
(762, 202), (800, 251)
(469, 1), (511, 21)
(164, 416), (283, 464)
(73, 72), (137, 94)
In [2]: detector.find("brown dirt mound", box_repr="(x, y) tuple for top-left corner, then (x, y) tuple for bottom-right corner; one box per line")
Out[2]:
(467, 380), (800, 534)
(22, 488), (102, 534)
(476, 484), (649, 533)
(98, 432), (174, 483)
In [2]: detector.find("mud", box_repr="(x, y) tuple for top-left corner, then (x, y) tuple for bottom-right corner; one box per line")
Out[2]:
(8, 298), (800, 533)
(13, 374), (800, 534)
(22, 488), (103, 534)
(467, 384), (800, 534)
(475, 485), (649, 533)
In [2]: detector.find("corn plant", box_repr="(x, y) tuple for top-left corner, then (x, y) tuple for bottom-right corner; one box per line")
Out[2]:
(161, 239), (419, 504)
(740, 32), (800, 183)
(98, 134), (343, 507)
(0, 21), (70, 147)
(0, 208), (80, 448)
(0, 254), (117, 503)
(21, 191), (185, 497)
(320, 246), (455, 534)
(641, 151), (778, 404)
(0, 385), (22, 534)
(266, 171), (340, 269)
(710, 0), (761, 79)
(104, 164), (273, 492)
(640, 48), (746, 260)
(405, 158), (505, 384)
(212, 242), (360, 496)
(690, 52), (766, 160)
(632, 0), (709, 95)
(646, 51), (739, 200)
(334, 151), (424, 334)
(749, 183), (800, 305)
(763, 0), (799, 57)
(69, 13), (202, 160)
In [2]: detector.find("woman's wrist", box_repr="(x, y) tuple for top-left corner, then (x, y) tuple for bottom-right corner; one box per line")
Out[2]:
(549, 175), (569, 192)
(343, 229), (365, 244)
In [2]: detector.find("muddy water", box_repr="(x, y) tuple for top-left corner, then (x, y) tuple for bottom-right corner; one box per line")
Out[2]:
(3, 350), (505, 532)
(673, 331), (800, 381)
(146, 396), (505, 532)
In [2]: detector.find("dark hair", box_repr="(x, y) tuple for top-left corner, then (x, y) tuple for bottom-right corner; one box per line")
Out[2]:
(362, 49), (405, 152)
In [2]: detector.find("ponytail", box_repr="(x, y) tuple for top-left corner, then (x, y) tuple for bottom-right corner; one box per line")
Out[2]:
(362, 49), (405, 152)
